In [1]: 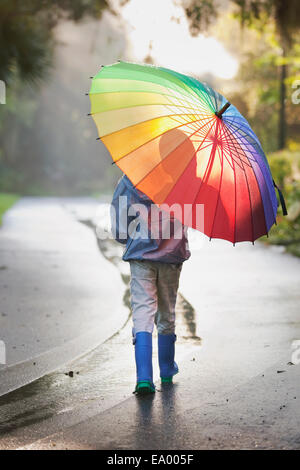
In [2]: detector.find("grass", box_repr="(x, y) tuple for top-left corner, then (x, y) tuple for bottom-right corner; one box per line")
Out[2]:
(0, 193), (19, 226)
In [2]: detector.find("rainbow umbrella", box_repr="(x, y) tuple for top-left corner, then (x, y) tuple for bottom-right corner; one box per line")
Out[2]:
(89, 61), (287, 244)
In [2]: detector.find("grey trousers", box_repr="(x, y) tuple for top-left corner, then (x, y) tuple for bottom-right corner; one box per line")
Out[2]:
(129, 260), (182, 340)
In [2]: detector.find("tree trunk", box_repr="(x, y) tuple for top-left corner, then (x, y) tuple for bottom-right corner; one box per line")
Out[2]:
(278, 46), (287, 150)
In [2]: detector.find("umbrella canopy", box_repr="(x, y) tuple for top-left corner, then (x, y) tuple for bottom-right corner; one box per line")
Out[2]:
(89, 61), (284, 243)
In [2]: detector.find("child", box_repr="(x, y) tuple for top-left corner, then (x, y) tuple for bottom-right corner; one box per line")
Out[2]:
(111, 174), (190, 394)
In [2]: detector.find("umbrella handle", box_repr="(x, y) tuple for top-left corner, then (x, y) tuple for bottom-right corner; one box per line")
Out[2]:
(273, 180), (288, 216)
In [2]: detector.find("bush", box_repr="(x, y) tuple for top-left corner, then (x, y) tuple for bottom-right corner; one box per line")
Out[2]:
(263, 149), (300, 256)
(268, 150), (293, 188)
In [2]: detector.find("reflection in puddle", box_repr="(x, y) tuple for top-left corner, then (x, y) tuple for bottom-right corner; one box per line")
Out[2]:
(0, 328), (136, 438)
(176, 293), (201, 342)
(0, 375), (59, 434)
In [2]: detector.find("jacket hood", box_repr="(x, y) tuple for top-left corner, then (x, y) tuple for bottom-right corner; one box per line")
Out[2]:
(122, 174), (151, 201)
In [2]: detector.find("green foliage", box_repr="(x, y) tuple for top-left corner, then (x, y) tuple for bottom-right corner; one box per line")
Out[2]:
(183, 0), (217, 36)
(0, 163), (25, 193)
(0, 78), (46, 193)
(268, 150), (293, 188)
(0, 0), (109, 84)
(232, 0), (300, 46)
(0, 192), (19, 226)
(0, 0), (110, 195)
(184, 1), (300, 151)
(184, 1), (300, 45)
(0, 12), (53, 86)
(221, 26), (300, 153)
(263, 149), (300, 256)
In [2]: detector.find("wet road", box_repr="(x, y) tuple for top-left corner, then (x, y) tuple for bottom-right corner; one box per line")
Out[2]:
(0, 198), (300, 449)
(0, 198), (127, 395)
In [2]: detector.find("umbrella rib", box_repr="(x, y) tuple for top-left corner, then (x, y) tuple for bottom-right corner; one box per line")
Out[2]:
(181, 76), (218, 111)
(123, 117), (216, 191)
(92, 102), (211, 117)
(224, 140), (261, 159)
(98, 111), (212, 140)
(218, 122), (241, 242)
(183, 118), (219, 218)
(99, 63), (215, 111)
(153, 117), (218, 206)
(90, 88), (204, 109)
(222, 123), (257, 241)
(91, 98), (211, 115)
(222, 142), (250, 171)
(222, 123), (252, 237)
(224, 122), (276, 225)
(98, 69), (213, 110)
(220, 126), (253, 163)
(224, 117), (270, 167)
(224, 116), (261, 145)
(156, 67), (217, 111)
(209, 121), (235, 241)
(112, 115), (215, 165)
(95, 71), (198, 101)
(209, 140), (224, 240)
(231, 139), (238, 245)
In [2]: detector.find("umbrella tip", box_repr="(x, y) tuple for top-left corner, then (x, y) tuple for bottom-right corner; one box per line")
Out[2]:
(87, 113), (91, 116)
(96, 137), (100, 140)
(215, 102), (231, 118)
(89, 76), (93, 79)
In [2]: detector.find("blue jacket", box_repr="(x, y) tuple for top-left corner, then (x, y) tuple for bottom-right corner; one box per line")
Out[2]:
(110, 175), (190, 263)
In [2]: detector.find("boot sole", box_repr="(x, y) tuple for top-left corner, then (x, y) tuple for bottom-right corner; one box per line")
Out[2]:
(161, 377), (173, 384)
(161, 369), (179, 384)
(135, 382), (155, 395)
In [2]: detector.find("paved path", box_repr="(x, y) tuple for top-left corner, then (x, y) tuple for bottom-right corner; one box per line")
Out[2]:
(0, 198), (127, 396)
(17, 238), (300, 450)
(0, 200), (299, 449)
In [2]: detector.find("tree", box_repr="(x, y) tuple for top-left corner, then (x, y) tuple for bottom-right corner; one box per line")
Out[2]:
(0, 0), (109, 85)
(183, 0), (300, 149)
(0, 0), (109, 193)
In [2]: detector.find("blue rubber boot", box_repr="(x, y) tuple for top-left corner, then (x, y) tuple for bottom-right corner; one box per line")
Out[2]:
(158, 333), (179, 383)
(134, 332), (155, 394)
